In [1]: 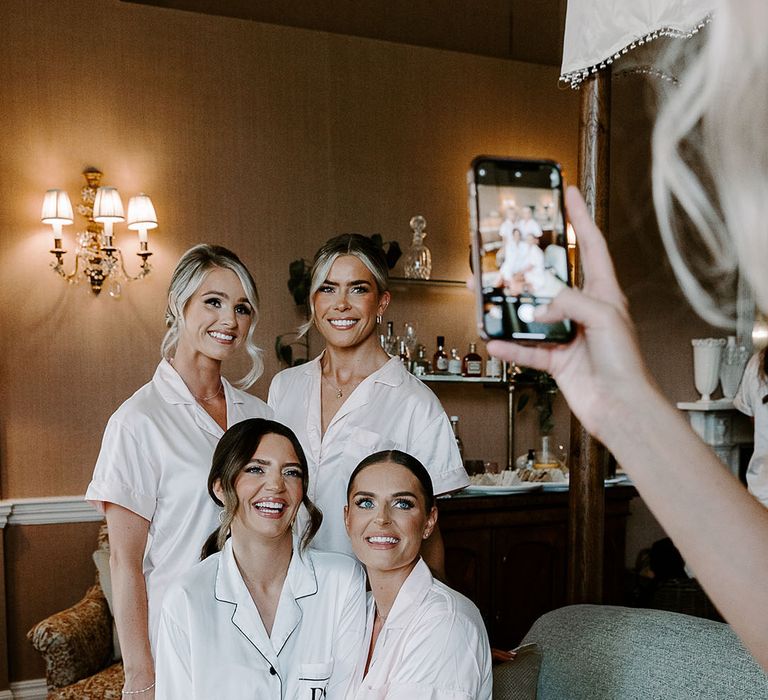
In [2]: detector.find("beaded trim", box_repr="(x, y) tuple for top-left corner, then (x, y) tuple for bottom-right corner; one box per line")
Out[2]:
(559, 14), (712, 89)
(612, 65), (679, 85)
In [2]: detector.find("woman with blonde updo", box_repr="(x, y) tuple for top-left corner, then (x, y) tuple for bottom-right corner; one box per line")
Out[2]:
(87, 244), (272, 697)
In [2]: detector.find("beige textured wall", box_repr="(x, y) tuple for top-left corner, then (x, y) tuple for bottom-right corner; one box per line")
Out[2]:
(0, 0), (579, 501)
(0, 0), (579, 681)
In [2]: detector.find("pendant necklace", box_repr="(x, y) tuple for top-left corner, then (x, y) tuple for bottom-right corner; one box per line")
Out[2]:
(323, 374), (360, 399)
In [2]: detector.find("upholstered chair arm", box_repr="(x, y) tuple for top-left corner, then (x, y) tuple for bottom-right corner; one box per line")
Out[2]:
(26, 584), (114, 689)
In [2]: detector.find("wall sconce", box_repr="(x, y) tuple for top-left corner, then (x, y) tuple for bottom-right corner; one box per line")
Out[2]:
(42, 167), (158, 297)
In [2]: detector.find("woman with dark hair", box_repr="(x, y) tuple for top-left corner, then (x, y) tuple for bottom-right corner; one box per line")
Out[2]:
(343, 450), (491, 699)
(155, 418), (366, 699)
(269, 234), (468, 576)
(86, 244), (272, 697)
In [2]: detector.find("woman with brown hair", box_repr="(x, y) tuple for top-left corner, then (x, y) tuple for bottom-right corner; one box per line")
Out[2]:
(155, 418), (366, 699)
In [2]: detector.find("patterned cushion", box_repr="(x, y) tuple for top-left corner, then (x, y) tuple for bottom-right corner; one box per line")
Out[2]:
(27, 585), (113, 689)
(48, 662), (124, 700)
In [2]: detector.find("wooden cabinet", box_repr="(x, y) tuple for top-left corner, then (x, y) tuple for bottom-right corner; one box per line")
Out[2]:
(439, 486), (636, 648)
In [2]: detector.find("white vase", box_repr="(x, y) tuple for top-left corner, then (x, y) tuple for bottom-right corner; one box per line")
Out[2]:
(692, 338), (726, 401)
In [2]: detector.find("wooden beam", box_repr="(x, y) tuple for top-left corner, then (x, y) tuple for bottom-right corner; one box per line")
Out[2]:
(567, 70), (611, 604)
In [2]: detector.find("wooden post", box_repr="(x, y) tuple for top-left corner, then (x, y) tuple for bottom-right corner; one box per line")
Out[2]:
(567, 70), (611, 604)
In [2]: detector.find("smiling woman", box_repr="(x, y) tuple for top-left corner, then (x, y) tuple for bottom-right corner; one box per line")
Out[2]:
(155, 418), (366, 700)
(85, 244), (273, 698)
(269, 234), (469, 572)
(343, 450), (492, 700)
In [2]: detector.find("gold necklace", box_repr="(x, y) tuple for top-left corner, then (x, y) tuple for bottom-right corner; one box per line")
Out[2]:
(192, 383), (223, 402)
(169, 358), (223, 402)
(323, 374), (360, 399)
(375, 605), (388, 624)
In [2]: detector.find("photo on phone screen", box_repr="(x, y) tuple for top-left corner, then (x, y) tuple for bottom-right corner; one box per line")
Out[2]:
(468, 156), (574, 342)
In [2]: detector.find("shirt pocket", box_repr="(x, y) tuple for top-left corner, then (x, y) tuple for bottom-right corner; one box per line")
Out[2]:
(298, 660), (334, 699)
(342, 428), (397, 475)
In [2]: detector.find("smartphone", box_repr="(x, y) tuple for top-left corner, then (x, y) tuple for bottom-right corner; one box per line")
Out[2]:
(468, 156), (574, 342)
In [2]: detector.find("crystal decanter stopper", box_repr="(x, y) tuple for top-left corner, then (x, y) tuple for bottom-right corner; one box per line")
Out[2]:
(403, 215), (432, 280)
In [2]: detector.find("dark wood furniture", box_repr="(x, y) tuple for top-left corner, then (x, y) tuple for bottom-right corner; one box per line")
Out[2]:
(440, 484), (636, 649)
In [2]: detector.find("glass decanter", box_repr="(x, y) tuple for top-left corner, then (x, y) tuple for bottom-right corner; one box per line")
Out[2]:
(403, 215), (432, 280)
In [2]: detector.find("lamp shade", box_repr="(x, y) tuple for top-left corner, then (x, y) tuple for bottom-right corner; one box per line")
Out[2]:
(41, 189), (74, 225)
(127, 194), (158, 230)
(93, 186), (125, 222)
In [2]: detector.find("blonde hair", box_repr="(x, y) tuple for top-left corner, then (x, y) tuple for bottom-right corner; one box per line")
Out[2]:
(161, 244), (264, 388)
(652, 0), (768, 327)
(299, 234), (389, 337)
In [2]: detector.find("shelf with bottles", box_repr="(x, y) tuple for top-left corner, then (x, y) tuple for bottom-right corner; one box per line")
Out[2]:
(388, 276), (466, 289)
(418, 373), (504, 384)
(414, 358), (544, 472)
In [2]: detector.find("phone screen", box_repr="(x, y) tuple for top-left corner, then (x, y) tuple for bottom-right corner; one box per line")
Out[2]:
(468, 157), (573, 342)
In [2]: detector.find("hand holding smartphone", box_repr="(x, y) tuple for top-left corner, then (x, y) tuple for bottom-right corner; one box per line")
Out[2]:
(468, 156), (574, 343)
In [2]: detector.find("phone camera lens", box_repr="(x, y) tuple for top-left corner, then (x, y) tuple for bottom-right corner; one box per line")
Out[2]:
(517, 303), (536, 323)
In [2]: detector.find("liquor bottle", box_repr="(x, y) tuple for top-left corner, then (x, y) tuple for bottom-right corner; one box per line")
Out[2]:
(462, 342), (483, 377)
(485, 355), (502, 379)
(412, 344), (432, 376)
(447, 348), (462, 375)
(433, 336), (449, 373)
(515, 448), (536, 470)
(398, 339), (410, 368)
(450, 415), (464, 461)
(525, 448), (535, 469)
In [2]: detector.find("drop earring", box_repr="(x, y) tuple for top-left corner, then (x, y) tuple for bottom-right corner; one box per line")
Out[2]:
(376, 314), (383, 325)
